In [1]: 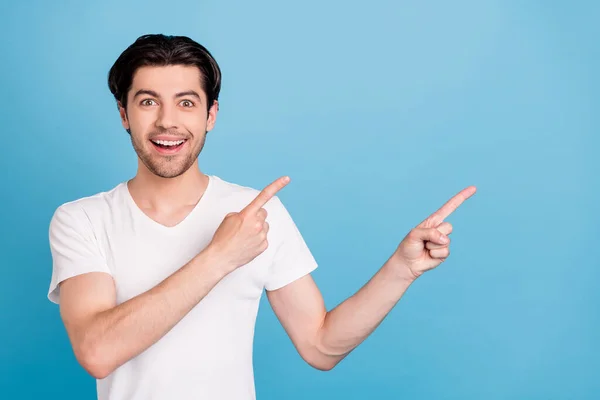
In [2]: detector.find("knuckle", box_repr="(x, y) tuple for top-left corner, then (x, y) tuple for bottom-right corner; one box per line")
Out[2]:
(434, 248), (449, 258)
(440, 222), (453, 234)
(424, 217), (437, 228)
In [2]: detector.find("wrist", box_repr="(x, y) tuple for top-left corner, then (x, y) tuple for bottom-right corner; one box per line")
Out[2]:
(194, 245), (234, 279)
(383, 256), (419, 284)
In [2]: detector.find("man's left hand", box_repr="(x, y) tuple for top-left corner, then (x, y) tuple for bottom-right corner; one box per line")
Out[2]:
(391, 186), (477, 280)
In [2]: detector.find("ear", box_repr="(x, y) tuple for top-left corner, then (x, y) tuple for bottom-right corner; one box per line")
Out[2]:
(206, 100), (219, 132)
(118, 101), (130, 131)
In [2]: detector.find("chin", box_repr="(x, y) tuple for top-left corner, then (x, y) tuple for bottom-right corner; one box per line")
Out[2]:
(150, 163), (194, 178)
(137, 154), (194, 178)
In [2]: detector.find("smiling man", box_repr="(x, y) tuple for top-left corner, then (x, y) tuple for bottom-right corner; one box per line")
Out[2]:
(47, 34), (476, 400)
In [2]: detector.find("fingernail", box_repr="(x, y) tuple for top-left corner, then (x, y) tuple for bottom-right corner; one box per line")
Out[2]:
(440, 235), (449, 243)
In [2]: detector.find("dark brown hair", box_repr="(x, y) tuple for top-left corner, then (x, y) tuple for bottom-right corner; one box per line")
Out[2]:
(107, 34), (222, 117)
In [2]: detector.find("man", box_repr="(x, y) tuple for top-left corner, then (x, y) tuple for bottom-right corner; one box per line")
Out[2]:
(48, 34), (476, 400)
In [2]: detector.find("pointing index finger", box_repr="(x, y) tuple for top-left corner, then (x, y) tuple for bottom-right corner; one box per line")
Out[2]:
(420, 185), (477, 227)
(242, 176), (291, 216)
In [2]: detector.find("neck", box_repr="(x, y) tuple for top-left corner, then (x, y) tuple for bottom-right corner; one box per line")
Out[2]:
(127, 159), (209, 211)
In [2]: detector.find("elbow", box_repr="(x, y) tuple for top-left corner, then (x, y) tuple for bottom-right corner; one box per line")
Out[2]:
(301, 348), (342, 372)
(309, 360), (337, 371)
(74, 341), (115, 380)
(85, 363), (113, 380)
(301, 332), (346, 371)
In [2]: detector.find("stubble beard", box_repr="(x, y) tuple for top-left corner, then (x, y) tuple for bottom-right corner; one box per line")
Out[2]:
(130, 130), (207, 178)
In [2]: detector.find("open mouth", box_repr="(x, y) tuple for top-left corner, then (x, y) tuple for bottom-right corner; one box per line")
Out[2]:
(150, 139), (187, 154)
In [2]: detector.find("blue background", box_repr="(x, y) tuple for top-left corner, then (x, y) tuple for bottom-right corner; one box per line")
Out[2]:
(1, 0), (598, 399)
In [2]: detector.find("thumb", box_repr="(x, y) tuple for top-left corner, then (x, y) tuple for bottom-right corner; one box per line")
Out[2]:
(409, 227), (449, 245)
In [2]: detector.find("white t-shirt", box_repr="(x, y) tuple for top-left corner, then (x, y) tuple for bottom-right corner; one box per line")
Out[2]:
(47, 174), (318, 400)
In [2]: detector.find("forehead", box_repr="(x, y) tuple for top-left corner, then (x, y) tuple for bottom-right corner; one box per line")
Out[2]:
(130, 65), (205, 97)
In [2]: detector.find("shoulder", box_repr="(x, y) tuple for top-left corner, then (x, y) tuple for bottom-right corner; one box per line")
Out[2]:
(49, 183), (125, 234)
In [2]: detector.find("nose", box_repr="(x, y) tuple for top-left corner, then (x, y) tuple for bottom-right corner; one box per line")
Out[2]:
(155, 103), (179, 130)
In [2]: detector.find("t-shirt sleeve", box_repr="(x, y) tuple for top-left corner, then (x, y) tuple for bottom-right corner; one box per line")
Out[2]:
(47, 204), (112, 304)
(264, 196), (318, 291)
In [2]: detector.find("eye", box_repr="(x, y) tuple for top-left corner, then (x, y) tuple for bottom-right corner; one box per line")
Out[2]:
(141, 99), (157, 106)
(180, 100), (194, 108)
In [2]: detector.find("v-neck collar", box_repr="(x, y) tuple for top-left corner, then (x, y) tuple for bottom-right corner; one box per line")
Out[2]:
(122, 175), (215, 233)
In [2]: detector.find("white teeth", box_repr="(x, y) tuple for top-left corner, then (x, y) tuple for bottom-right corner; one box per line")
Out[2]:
(152, 139), (185, 146)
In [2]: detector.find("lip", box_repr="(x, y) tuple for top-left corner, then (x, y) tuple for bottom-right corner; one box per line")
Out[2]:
(150, 135), (188, 142)
(150, 138), (188, 155)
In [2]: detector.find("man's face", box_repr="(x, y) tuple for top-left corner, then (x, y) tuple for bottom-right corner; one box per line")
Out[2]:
(120, 65), (218, 178)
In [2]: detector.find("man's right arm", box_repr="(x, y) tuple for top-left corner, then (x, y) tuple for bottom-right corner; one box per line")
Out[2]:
(59, 247), (227, 379)
(57, 175), (291, 380)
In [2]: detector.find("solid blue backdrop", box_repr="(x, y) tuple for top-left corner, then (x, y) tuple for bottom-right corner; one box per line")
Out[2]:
(1, 1), (598, 399)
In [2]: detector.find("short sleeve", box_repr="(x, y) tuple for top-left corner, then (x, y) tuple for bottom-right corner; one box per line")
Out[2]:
(47, 204), (112, 304)
(264, 197), (318, 291)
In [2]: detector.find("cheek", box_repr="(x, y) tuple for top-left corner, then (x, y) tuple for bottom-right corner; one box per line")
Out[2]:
(186, 113), (209, 131)
(127, 110), (154, 132)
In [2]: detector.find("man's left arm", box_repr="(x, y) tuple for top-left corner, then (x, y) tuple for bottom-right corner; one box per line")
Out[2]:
(267, 185), (476, 371)
(267, 255), (418, 371)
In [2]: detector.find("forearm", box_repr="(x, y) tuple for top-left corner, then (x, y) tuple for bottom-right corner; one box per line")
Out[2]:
(77, 247), (227, 378)
(316, 258), (415, 364)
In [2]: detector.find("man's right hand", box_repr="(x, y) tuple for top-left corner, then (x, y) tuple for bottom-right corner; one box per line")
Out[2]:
(207, 176), (291, 272)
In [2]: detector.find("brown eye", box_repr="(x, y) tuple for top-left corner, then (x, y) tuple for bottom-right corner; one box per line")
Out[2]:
(141, 99), (157, 106)
(180, 100), (194, 107)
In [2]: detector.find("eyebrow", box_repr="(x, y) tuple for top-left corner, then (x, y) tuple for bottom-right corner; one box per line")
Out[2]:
(133, 89), (202, 102)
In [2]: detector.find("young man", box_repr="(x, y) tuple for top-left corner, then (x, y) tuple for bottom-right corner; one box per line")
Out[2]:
(48, 34), (476, 400)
